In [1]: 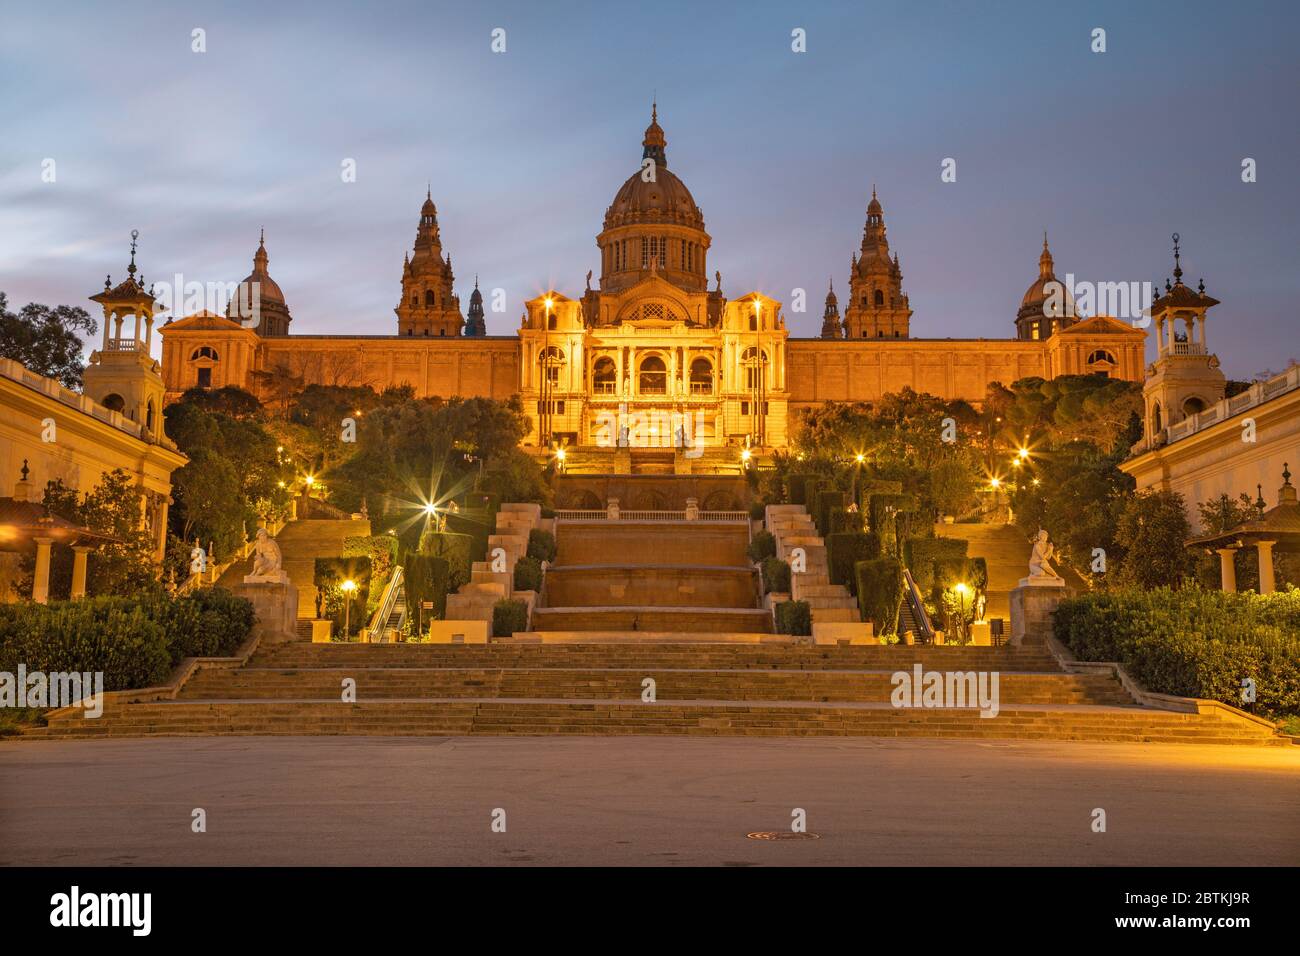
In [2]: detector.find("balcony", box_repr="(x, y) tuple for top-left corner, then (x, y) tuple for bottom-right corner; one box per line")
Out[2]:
(1171, 341), (1206, 356)
(105, 337), (147, 353)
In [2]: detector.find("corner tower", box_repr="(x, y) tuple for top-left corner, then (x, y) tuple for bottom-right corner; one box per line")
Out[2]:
(396, 190), (464, 336)
(842, 188), (912, 338)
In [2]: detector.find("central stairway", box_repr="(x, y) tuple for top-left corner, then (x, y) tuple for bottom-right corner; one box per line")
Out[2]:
(30, 641), (1283, 745)
(531, 520), (772, 635)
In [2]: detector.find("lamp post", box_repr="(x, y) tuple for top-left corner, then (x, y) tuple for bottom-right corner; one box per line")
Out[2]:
(340, 578), (357, 639)
(953, 582), (969, 644)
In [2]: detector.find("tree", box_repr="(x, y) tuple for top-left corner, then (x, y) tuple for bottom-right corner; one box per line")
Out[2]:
(1113, 490), (1195, 589)
(0, 291), (97, 389)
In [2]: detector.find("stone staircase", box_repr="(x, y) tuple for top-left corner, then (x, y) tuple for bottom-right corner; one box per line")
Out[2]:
(217, 517), (371, 618)
(766, 505), (858, 623)
(444, 504), (542, 629)
(26, 642), (1285, 745)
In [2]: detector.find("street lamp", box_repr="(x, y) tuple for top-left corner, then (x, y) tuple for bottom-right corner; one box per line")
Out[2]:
(340, 578), (357, 638)
(953, 582), (969, 644)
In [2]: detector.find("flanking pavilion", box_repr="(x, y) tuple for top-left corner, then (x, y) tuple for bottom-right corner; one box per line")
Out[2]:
(1188, 464), (1300, 594)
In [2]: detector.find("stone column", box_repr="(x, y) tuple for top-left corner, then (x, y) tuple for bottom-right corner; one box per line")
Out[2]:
(71, 546), (92, 599)
(1216, 547), (1238, 593)
(32, 537), (55, 604)
(1257, 540), (1277, 595)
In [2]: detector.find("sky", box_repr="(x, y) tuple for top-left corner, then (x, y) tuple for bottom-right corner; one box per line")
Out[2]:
(1, 0), (1297, 380)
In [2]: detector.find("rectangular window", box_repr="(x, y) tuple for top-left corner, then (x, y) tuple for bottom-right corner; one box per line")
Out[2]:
(196, 367), (212, 388)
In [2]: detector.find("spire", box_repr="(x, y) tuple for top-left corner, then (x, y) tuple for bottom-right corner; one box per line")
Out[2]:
(465, 273), (486, 336)
(1172, 232), (1183, 285)
(253, 229), (269, 272)
(642, 101), (667, 169)
(820, 277), (842, 339)
(127, 229), (139, 278)
(1039, 232), (1054, 278)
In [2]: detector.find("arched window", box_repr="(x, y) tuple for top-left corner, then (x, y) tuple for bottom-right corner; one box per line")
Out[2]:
(190, 346), (218, 361)
(146, 400), (156, 432)
(410, 294), (417, 307)
(874, 289), (884, 307)
(749, 314), (758, 331)
(547, 312), (558, 330)
(1086, 349), (1118, 366)
(593, 357), (617, 394)
(690, 357), (713, 394)
(741, 347), (767, 390)
(1183, 396), (1206, 416)
(639, 355), (667, 394)
(102, 393), (125, 412)
(539, 346), (565, 386)
(1152, 401), (1163, 433)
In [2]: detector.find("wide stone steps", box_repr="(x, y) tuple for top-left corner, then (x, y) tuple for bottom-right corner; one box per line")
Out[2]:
(29, 698), (1280, 745)
(245, 643), (1063, 672)
(531, 606), (774, 633)
(176, 666), (1133, 705)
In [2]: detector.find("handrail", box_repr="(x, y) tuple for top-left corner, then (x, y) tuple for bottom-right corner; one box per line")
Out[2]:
(363, 565), (404, 642)
(901, 566), (936, 643)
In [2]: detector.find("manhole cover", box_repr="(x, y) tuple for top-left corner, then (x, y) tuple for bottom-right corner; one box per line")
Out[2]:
(746, 831), (821, 841)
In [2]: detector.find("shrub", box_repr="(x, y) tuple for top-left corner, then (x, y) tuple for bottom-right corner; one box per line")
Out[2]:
(527, 528), (557, 563)
(314, 556), (372, 637)
(749, 501), (767, 521)
(868, 492), (920, 537)
(514, 555), (543, 592)
(404, 554), (450, 631)
(904, 537), (967, 593)
(829, 507), (862, 534)
(1053, 587), (1300, 718)
(812, 490), (845, 537)
(826, 532), (881, 593)
(761, 557), (791, 594)
(788, 474), (819, 506)
(492, 598), (529, 637)
(419, 531), (473, 591)
(856, 478), (903, 512)
(444, 510), (491, 564)
(747, 530), (777, 563)
(775, 600), (812, 637)
(856, 557), (903, 635)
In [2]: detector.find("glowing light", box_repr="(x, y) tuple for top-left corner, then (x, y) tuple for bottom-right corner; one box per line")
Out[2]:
(555, 447), (567, 461)
(277, 481), (286, 488)
(1011, 458), (1022, 468)
(954, 582), (969, 595)
(741, 448), (752, 462)
(340, 579), (357, 594)
(423, 502), (438, 515)
(1017, 447), (1030, 460)
(1032, 478), (1041, 486)
(855, 453), (865, 463)
(304, 475), (315, 488)
(989, 477), (1002, 490)
(544, 297), (553, 309)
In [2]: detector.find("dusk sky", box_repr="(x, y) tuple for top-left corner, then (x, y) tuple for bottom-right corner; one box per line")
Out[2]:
(2, 0), (1296, 380)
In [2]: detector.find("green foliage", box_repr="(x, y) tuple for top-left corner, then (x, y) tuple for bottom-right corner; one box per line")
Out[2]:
(527, 529), (557, 563)
(775, 600), (812, 637)
(904, 537), (968, 594)
(856, 557), (903, 635)
(177, 386), (262, 419)
(811, 489), (846, 537)
(929, 458), (978, 518)
(1113, 490), (1196, 589)
(0, 588), (254, 692)
(313, 556), (371, 637)
(514, 555), (543, 592)
(749, 501), (767, 521)
(343, 535), (399, 611)
(1194, 493), (1297, 591)
(829, 507), (861, 533)
(788, 474), (819, 506)
(492, 598), (529, 637)
(747, 530), (777, 563)
(418, 531), (473, 591)
(0, 291), (96, 389)
(1053, 588), (1300, 718)
(826, 532), (881, 593)
(760, 557), (791, 594)
(868, 492), (920, 557)
(855, 478), (903, 511)
(403, 554), (449, 632)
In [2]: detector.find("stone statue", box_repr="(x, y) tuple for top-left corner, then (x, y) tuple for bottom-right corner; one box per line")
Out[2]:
(1027, 529), (1063, 582)
(715, 270), (722, 291)
(244, 528), (288, 583)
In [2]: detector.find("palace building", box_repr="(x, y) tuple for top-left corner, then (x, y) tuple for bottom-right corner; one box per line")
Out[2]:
(158, 107), (1145, 473)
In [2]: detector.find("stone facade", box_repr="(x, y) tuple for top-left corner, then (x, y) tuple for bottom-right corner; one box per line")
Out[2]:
(158, 107), (1145, 467)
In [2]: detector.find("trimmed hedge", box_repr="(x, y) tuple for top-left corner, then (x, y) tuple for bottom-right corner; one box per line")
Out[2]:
(492, 598), (529, 637)
(749, 501), (767, 521)
(514, 555), (543, 592)
(404, 554), (450, 631)
(747, 530), (777, 563)
(826, 532), (881, 593)
(788, 474), (820, 506)
(868, 492), (920, 537)
(811, 490), (846, 537)
(527, 528), (557, 563)
(0, 588), (255, 692)
(904, 537), (968, 593)
(1052, 587), (1300, 718)
(856, 478), (903, 511)
(419, 531), (474, 591)
(761, 557), (791, 594)
(775, 600), (812, 637)
(829, 507), (862, 534)
(856, 557), (903, 636)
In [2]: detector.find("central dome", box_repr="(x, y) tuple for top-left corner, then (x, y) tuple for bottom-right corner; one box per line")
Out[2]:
(602, 105), (705, 232)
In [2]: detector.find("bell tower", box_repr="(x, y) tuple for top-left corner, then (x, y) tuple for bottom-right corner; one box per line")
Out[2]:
(395, 189), (464, 336)
(1140, 233), (1226, 445)
(84, 229), (167, 439)
(843, 188), (912, 339)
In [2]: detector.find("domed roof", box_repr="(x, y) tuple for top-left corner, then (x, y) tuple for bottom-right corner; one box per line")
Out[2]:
(1019, 235), (1071, 314)
(602, 106), (705, 232)
(239, 231), (285, 304)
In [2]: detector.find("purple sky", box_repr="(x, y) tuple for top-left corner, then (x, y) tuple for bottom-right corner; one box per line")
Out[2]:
(2, 0), (1297, 380)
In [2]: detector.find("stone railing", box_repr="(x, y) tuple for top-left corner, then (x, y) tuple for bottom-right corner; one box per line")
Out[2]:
(1163, 364), (1300, 447)
(177, 514), (289, 594)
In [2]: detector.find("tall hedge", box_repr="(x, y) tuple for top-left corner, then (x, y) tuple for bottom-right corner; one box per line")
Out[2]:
(419, 531), (474, 591)
(868, 492), (920, 537)
(788, 474), (820, 506)
(856, 557), (903, 636)
(404, 554), (449, 633)
(811, 490), (846, 537)
(747, 530), (777, 563)
(826, 532), (881, 593)
(527, 528), (557, 563)
(1053, 587), (1300, 718)
(904, 537), (968, 593)
(856, 478), (903, 511)
(761, 557), (791, 594)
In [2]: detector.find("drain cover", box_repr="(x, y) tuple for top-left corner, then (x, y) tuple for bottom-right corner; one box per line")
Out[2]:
(746, 831), (821, 841)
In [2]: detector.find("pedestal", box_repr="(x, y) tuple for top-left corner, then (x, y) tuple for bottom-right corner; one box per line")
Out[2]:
(1009, 578), (1070, 646)
(234, 579), (300, 643)
(969, 620), (992, 646)
(310, 619), (333, 643)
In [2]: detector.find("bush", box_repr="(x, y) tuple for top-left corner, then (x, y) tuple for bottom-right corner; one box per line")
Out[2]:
(868, 492), (920, 537)
(749, 501), (767, 521)
(761, 557), (791, 594)
(856, 557), (903, 635)
(0, 589), (256, 693)
(775, 600), (812, 637)
(904, 537), (967, 593)
(856, 478), (903, 512)
(527, 528), (557, 563)
(747, 530), (777, 563)
(829, 507), (862, 533)
(419, 531), (474, 591)
(788, 474), (819, 506)
(514, 555), (543, 592)
(826, 532), (881, 593)
(314, 556), (372, 637)
(404, 554), (450, 631)
(1053, 587), (1300, 718)
(812, 490), (845, 537)
(492, 598), (529, 637)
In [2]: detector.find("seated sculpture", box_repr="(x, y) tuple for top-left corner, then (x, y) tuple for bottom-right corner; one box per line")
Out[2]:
(244, 528), (288, 583)
(1026, 529), (1064, 583)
